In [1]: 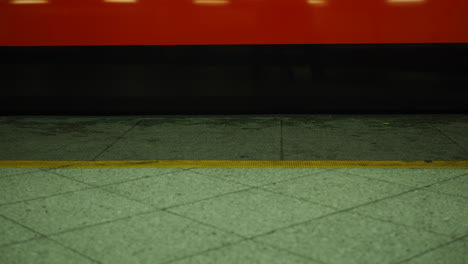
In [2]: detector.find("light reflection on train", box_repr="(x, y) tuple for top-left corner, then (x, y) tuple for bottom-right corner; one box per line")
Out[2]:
(7, 0), (427, 5)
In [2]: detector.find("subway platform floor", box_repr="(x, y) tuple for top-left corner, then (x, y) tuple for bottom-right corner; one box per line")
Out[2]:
(0, 115), (467, 264)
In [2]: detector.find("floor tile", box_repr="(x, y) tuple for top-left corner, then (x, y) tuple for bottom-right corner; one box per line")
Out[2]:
(350, 190), (468, 237)
(103, 170), (249, 208)
(337, 168), (468, 188)
(2, 115), (468, 161)
(52, 211), (242, 264)
(0, 216), (40, 247)
(424, 174), (468, 198)
(51, 168), (183, 186)
(0, 117), (141, 160)
(0, 188), (152, 234)
(96, 117), (281, 160)
(169, 188), (336, 237)
(428, 115), (468, 154)
(192, 168), (329, 187)
(0, 171), (89, 205)
(263, 170), (411, 209)
(402, 238), (468, 264)
(170, 240), (318, 264)
(0, 168), (41, 178)
(282, 115), (468, 161)
(0, 238), (97, 264)
(255, 212), (451, 264)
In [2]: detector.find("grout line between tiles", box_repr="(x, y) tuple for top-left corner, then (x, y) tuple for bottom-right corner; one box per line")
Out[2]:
(0, 167), (60, 179)
(0, 185), (99, 208)
(27, 179), (270, 264)
(337, 170), (432, 188)
(0, 214), (47, 248)
(46, 208), (251, 264)
(339, 169), (468, 198)
(171, 168), (460, 240)
(161, 210), (328, 264)
(283, 172), (468, 237)
(346, 211), (456, 238)
(20, 173), (249, 242)
(91, 119), (144, 161)
(394, 172), (467, 191)
(425, 120), (468, 156)
(162, 236), (328, 264)
(248, 240), (330, 264)
(0, 169), (44, 179)
(48, 167), (257, 212)
(162, 210), (248, 240)
(161, 187), (255, 211)
(396, 233), (468, 264)
(44, 210), (163, 238)
(1, 167), (193, 208)
(188, 168), (339, 208)
(0, 215), (102, 263)
(189, 167), (336, 190)
(189, 168), (465, 237)
(159, 240), (246, 264)
(342, 167), (468, 183)
(47, 238), (104, 264)
(49, 171), (160, 206)
(0, 235), (44, 249)
(260, 187), (456, 238)
(1, 166), (170, 208)
(47, 167), (192, 190)
(247, 181), (461, 241)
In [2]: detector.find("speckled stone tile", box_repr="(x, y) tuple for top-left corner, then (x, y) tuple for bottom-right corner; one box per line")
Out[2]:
(0, 171), (89, 205)
(281, 115), (468, 161)
(170, 240), (318, 264)
(427, 115), (468, 154)
(336, 168), (468, 188)
(424, 174), (468, 198)
(350, 190), (468, 238)
(0, 188), (152, 234)
(0, 216), (40, 247)
(50, 168), (184, 186)
(192, 168), (330, 186)
(0, 168), (41, 178)
(263, 170), (411, 209)
(52, 211), (243, 264)
(255, 212), (451, 264)
(102, 170), (249, 208)
(169, 188), (336, 237)
(403, 238), (468, 264)
(0, 117), (142, 160)
(0, 238), (97, 264)
(96, 117), (281, 160)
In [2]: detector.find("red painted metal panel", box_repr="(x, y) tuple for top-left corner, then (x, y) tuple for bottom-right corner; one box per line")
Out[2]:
(1, 0), (467, 46)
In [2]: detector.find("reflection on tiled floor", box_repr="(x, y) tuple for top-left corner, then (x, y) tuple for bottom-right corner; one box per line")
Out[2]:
(1, 168), (467, 264)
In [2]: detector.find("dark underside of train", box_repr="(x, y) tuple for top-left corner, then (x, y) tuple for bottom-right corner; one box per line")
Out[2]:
(1, 43), (467, 115)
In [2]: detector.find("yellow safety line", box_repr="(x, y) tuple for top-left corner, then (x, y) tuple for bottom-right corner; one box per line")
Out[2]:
(0, 160), (467, 169)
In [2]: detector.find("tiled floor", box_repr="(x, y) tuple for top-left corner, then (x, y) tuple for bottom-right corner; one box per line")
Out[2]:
(1, 167), (467, 264)
(1, 115), (468, 161)
(1, 115), (467, 263)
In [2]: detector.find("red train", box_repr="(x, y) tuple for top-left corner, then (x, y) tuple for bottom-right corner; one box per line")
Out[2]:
(1, 0), (467, 114)
(1, 0), (467, 46)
